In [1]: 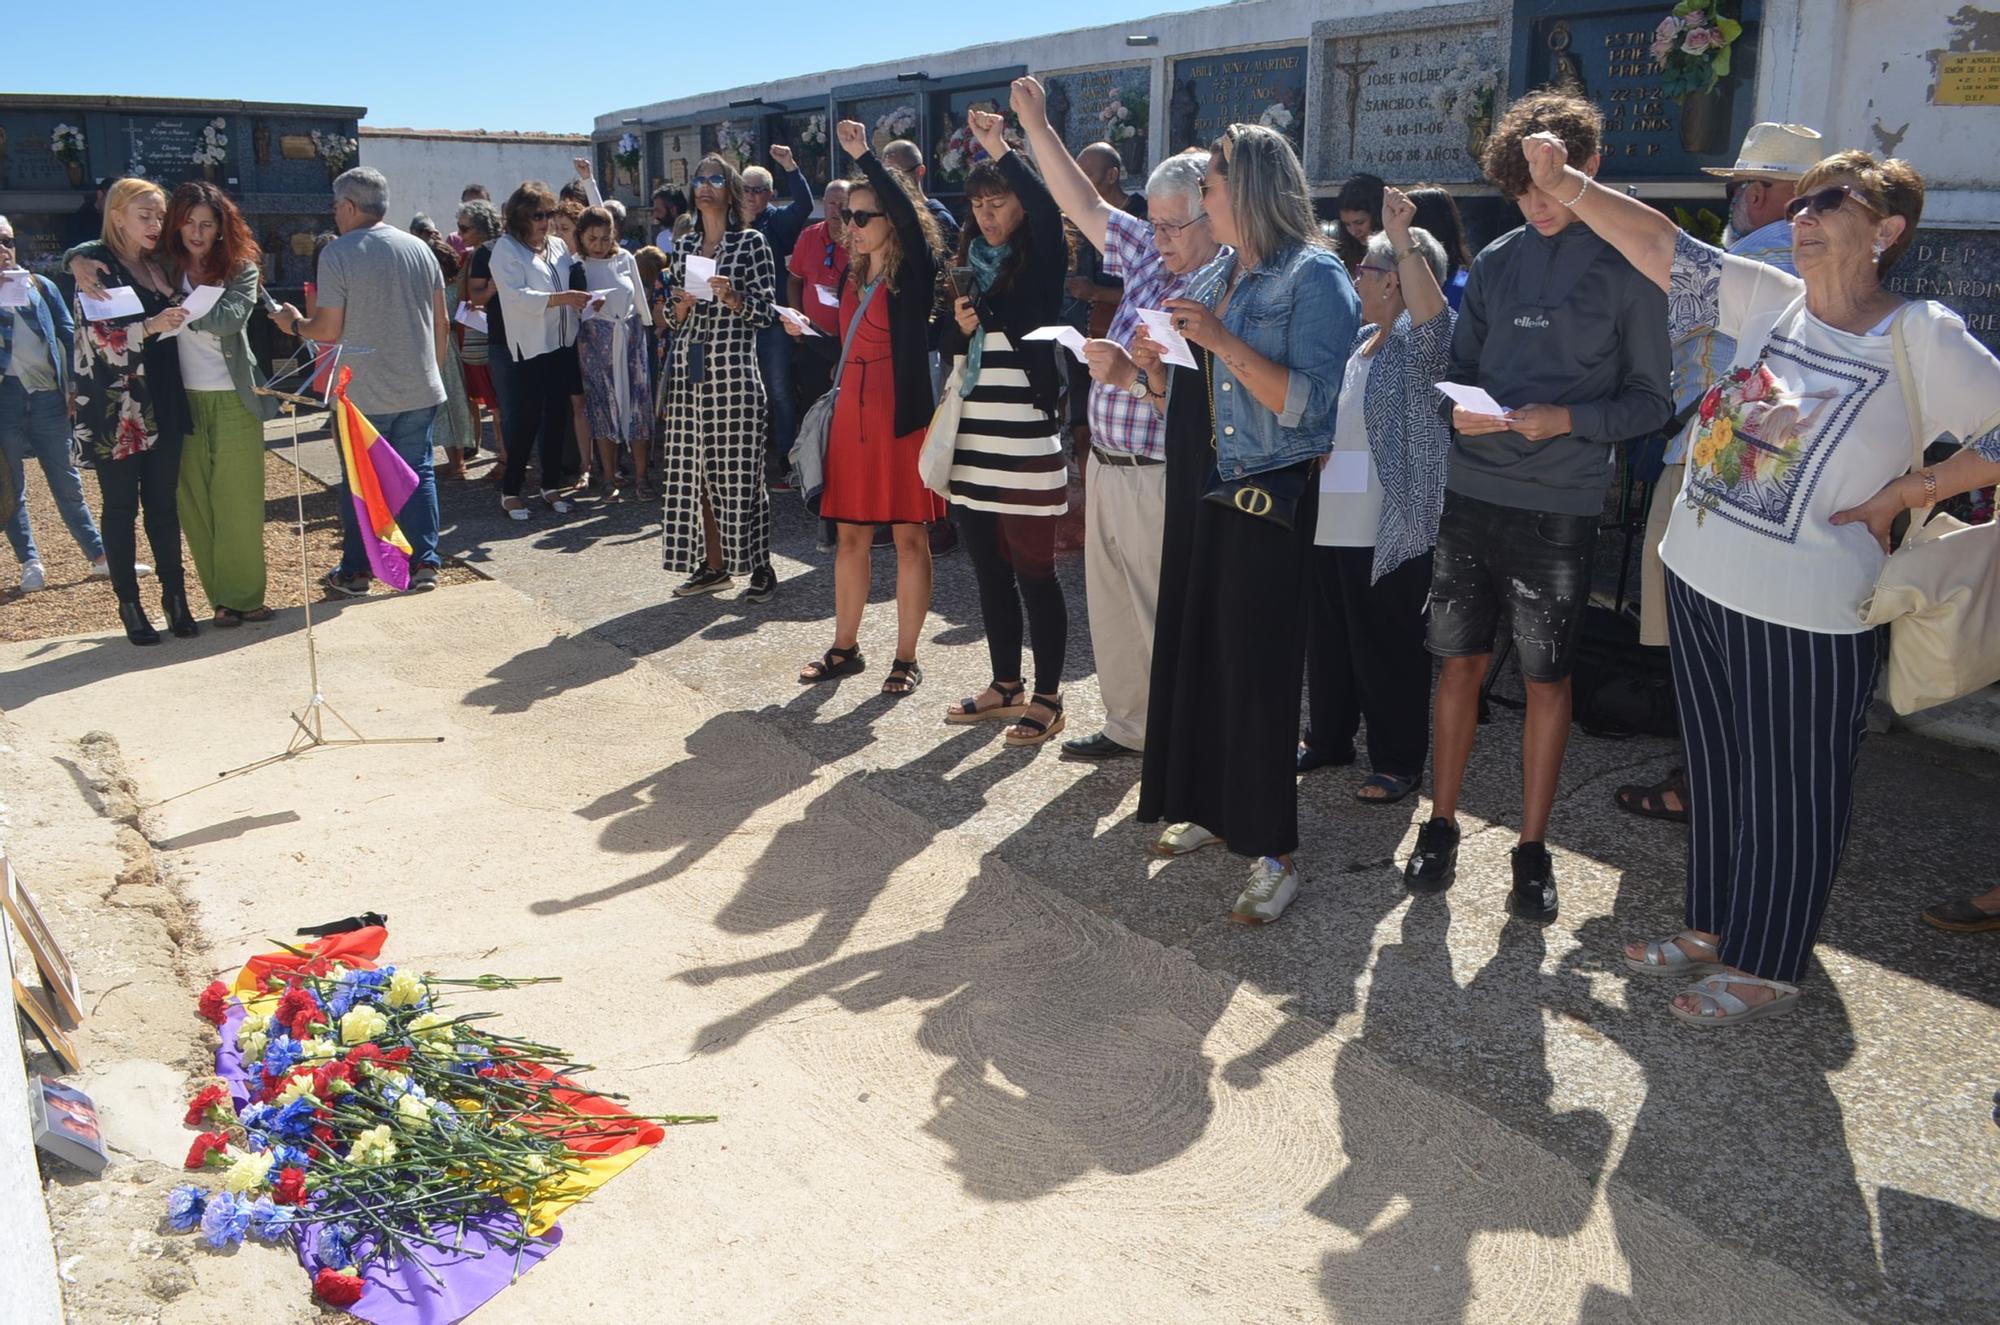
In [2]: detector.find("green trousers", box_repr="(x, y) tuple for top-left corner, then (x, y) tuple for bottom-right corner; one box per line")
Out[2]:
(179, 390), (267, 612)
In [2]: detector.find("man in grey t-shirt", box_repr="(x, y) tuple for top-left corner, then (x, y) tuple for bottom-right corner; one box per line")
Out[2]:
(276, 167), (449, 593)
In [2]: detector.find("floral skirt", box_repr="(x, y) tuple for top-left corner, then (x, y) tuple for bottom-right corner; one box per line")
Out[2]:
(579, 318), (654, 443)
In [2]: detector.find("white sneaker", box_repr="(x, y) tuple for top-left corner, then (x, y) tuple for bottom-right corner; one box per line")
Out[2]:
(19, 559), (46, 592)
(1232, 857), (1300, 925)
(1151, 821), (1223, 858)
(88, 557), (151, 580)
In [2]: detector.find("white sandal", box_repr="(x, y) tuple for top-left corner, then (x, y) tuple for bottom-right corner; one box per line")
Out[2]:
(1668, 974), (1800, 1027)
(1622, 931), (1724, 979)
(1151, 822), (1224, 858)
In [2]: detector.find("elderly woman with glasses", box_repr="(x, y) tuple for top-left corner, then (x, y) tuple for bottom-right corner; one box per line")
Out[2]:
(1523, 136), (2000, 1026)
(491, 181), (596, 520)
(661, 154), (779, 602)
(1129, 123), (1361, 925)
(1298, 187), (1454, 807)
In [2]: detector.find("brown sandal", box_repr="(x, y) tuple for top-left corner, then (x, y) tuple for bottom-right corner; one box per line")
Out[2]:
(1616, 767), (1689, 824)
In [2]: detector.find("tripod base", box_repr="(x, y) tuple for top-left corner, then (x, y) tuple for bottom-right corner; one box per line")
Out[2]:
(217, 691), (444, 781)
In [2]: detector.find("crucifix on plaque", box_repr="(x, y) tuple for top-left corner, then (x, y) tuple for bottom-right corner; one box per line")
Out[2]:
(1332, 46), (1380, 159)
(123, 122), (145, 175)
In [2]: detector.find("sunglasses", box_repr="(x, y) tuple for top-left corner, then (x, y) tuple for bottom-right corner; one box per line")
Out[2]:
(744, 185), (772, 195)
(840, 208), (885, 228)
(692, 172), (729, 190)
(1785, 184), (1882, 220)
(531, 210), (555, 222)
(1151, 213), (1207, 237)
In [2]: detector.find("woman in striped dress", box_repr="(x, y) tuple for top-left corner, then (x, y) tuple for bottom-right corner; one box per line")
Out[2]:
(941, 109), (1073, 748)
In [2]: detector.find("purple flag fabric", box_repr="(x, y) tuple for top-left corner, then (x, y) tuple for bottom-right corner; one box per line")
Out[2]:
(295, 1214), (563, 1325)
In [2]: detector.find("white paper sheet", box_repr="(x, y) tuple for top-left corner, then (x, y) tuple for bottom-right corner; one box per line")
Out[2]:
(775, 305), (825, 336)
(1434, 381), (1509, 417)
(1021, 325), (1089, 363)
(813, 282), (839, 308)
(0, 270), (31, 308)
(581, 289), (618, 321)
(454, 301), (489, 334)
(683, 254), (718, 301)
(1134, 308), (1198, 369)
(1319, 451), (1373, 494)
(79, 285), (145, 321)
(154, 283), (226, 338)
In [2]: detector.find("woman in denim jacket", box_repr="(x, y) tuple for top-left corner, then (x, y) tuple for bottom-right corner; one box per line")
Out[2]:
(1130, 122), (1360, 925)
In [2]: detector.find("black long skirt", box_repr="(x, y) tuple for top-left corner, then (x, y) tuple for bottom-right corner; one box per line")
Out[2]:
(1137, 357), (1318, 860)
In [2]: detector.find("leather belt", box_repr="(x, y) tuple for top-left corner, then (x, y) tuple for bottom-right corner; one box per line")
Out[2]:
(1091, 446), (1164, 469)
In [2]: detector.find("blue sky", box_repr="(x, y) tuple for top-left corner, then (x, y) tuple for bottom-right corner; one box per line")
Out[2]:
(10, 0), (1215, 134)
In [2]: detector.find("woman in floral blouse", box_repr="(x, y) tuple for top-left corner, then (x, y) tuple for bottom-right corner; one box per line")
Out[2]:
(1521, 134), (2000, 1027)
(71, 178), (199, 644)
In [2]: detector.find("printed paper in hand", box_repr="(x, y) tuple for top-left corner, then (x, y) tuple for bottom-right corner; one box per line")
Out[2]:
(0, 270), (32, 309)
(1434, 381), (1509, 417)
(1319, 451), (1373, 494)
(813, 283), (839, 308)
(1135, 309), (1198, 369)
(683, 254), (718, 301)
(155, 284), (226, 338)
(454, 302), (489, 334)
(775, 305), (825, 337)
(582, 289), (618, 321)
(1022, 325), (1089, 363)
(79, 286), (145, 321)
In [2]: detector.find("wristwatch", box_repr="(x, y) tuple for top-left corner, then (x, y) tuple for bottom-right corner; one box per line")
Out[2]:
(1126, 369), (1151, 400)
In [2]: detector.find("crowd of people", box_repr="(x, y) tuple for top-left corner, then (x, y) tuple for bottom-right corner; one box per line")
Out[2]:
(6, 76), (1999, 1026)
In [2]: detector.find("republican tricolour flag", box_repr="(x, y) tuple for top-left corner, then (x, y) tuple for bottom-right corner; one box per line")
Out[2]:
(331, 367), (420, 591)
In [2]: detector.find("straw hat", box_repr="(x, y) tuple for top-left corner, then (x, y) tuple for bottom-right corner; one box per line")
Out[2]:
(1700, 123), (1826, 180)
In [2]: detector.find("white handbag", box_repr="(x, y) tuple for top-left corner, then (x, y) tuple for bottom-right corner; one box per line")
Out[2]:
(917, 364), (964, 497)
(1857, 309), (2000, 714)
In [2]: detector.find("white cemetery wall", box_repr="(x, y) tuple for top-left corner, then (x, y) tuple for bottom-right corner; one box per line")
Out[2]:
(360, 129), (591, 234)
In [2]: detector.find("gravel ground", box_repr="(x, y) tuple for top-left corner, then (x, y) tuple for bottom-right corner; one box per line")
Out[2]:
(2, 445), (483, 644)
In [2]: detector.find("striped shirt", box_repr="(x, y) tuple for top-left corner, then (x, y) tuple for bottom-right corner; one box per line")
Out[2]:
(1087, 209), (1219, 460)
(947, 333), (1069, 515)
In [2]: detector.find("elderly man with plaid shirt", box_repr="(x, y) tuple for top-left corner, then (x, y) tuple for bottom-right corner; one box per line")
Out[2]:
(1014, 77), (1228, 760)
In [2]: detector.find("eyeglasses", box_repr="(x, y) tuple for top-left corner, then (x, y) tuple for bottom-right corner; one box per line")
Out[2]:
(692, 172), (729, 190)
(531, 210), (555, 222)
(1355, 262), (1396, 277)
(1785, 184), (1882, 221)
(0, 234), (15, 248)
(1151, 213), (1207, 237)
(840, 208), (884, 228)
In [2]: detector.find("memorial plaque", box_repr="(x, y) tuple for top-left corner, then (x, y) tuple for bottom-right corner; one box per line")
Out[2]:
(929, 85), (1015, 192)
(1042, 65), (1151, 181)
(1884, 229), (2000, 357)
(280, 134), (317, 161)
(649, 126), (701, 196)
(1511, 0), (1763, 179)
(1168, 45), (1308, 156)
(1312, 2), (1510, 185)
(701, 117), (759, 173)
(765, 109), (834, 191)
(837, 94), (922, 159)
(115, 113), (237, 187)
(0, 111), (93, 190)
(1934, 52), (2000, 106)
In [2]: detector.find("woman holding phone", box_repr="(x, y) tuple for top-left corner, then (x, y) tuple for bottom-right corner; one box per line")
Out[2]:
(790, 123), (947, 693)
(939, 102), (1073, 748)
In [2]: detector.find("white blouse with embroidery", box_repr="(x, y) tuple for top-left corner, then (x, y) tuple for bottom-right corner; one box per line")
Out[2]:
(1659, 232), (2000, 633)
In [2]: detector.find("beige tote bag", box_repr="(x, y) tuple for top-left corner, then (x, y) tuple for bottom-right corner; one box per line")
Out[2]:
(1857, 309), (2000, 714)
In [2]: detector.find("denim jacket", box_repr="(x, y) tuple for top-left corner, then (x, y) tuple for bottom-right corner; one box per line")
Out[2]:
(1174, 241), (1359, 478)
(2, 274), (74, 395)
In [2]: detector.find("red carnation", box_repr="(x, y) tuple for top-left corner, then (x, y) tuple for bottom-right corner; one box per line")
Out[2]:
(272, 1166), (308, 1206)
(197, 981), (230, 1027)
(311, 1060), (355, 1097)
(313, 1268), (367, 1308)
(275, 987), (321, 1038)
(345, 1043), (382, 1067)
(183, 1084), (227, 1127)
(184, 1130), (230, 1170)
(313, 1124), (336, 1144)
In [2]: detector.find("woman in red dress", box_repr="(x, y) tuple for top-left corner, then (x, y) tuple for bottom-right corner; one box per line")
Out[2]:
(793, 119), (947, 695)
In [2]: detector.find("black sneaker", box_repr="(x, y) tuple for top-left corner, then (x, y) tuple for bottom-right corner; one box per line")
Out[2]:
(741, 565), (777, 603)
(1404, 817), (1459, 894)
(1508, 842), (1560, 922)
(672, 566), (732, 598)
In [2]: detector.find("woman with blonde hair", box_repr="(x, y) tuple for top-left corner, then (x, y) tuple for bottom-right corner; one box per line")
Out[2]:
(69, 178), (198, 643)
(791, 121), (946, 692)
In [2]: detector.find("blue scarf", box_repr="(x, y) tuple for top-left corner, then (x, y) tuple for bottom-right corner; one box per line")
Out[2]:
(958, 237), (1011, 400)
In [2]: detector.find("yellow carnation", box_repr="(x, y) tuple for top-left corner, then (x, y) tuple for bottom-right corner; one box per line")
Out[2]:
(234, 1013), (272, 1050)
(339, 1005), (389, 1045)
(297, 1038), (338, 1064)
(276, 1076), (319, 1106)
(396, 1093), (432, 1126)
(221, 1146), (275, 1194)
(350, 1124), (398, 1167)
(384, 971), (427, 1009)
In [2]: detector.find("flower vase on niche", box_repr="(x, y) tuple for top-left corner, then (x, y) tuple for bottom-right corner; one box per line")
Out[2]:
(65, 160), (83, 187)
(1679, 83), (1732, 154)
(1465, 112), (1493, 164)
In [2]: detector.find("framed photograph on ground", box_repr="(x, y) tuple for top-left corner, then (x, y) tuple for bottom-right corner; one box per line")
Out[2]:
(2, 855), (83, 1028)
(12, 978), (82, 1073)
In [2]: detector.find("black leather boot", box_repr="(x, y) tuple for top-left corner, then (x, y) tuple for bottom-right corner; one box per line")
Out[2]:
(162, 589), (199, 639)
(119, 599), (161, 646)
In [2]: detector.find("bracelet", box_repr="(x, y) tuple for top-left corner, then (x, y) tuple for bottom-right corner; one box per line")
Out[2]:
(1919, 466), (1938, 506)
(1558, 174), (1592, 210)
(1393, 244), (1420, 263)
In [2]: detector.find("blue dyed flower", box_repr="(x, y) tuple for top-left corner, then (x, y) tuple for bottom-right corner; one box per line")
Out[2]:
(273, 1098), (318, 1141)
(165, 1185), (206, 1232)
(244, 1196), (289, 1243)
(199, 1191), (251, 1248)
(317, 1221), (358, 1269)
(239, 1102), (275, 1131)
(429, 1099), (461, 1134)
(326, 986), (356, 1020)
(273, 1143), (312, 1171)
(262, 1034), (303, 1077)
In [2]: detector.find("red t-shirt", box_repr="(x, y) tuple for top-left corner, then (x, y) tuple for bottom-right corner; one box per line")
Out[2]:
(786, 220), (850, 337)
